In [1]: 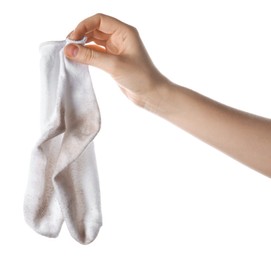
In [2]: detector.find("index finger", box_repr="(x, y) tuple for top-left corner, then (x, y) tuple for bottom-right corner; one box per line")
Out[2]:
(69, 13), (127, 40)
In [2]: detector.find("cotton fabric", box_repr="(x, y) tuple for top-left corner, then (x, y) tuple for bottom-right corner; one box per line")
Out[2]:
(24, 38), (102, 244)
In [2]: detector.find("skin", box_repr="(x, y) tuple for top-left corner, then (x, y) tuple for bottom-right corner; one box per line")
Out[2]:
(64, 13), (271, 178)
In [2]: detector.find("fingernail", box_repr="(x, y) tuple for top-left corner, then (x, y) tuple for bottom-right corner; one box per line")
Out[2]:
(66, 44), (79, 57)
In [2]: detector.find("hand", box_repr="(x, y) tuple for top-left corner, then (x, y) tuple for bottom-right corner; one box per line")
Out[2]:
(64, 13), (168, 106)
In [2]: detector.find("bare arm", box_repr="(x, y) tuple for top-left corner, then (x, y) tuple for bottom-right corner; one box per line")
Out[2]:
(65, 13), (271, 177)
(144, 81), (271, 176)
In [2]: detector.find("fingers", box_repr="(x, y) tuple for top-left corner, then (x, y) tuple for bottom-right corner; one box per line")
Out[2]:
(69, 13), (128, 40)
(85, 44), (106, 53)
(86, 38), (107, 48)
(64, 44), (115, 73)
(84, 30), (110, 46)
(65, 13), (129, 73)
(91, 30), (111, 41)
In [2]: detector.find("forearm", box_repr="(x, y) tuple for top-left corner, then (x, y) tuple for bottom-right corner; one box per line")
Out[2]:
(143, 81), (271, 177)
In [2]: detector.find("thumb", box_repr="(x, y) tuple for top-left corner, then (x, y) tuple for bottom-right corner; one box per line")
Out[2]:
(64, 44), (114, 73)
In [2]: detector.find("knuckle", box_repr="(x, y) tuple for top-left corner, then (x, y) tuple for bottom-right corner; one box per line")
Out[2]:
(95, 12), (105, 18)
(127, 25), (139, 36)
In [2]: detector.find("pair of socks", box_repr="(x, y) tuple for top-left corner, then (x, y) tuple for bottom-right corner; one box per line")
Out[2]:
(24, 38), (102, 244)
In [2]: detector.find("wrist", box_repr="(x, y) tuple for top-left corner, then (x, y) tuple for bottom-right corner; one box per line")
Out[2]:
(140, 78), (175, 115)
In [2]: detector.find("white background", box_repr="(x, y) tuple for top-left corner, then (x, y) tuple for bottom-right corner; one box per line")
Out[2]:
(1, 0), (271, 259)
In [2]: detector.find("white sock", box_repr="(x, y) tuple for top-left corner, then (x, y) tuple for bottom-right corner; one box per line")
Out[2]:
(24, 38), (102, 244)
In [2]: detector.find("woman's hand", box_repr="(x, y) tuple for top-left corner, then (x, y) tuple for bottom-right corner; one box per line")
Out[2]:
(64, 13), (168, 107)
